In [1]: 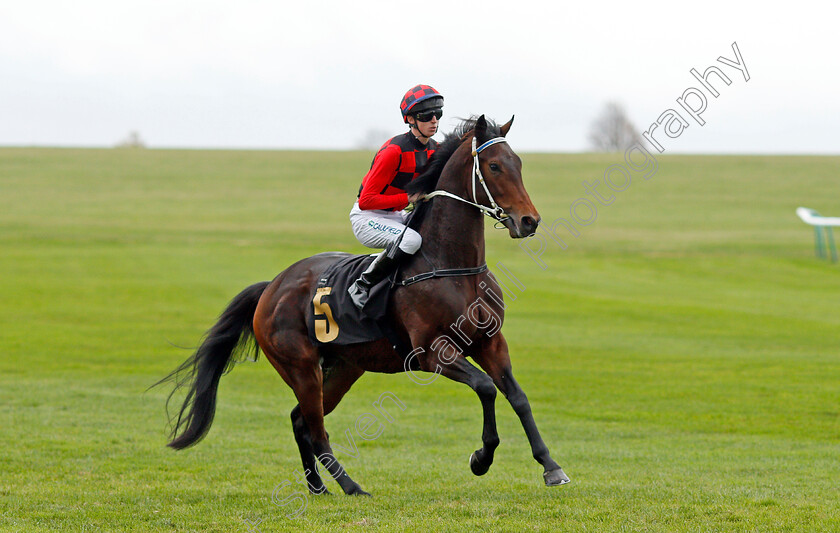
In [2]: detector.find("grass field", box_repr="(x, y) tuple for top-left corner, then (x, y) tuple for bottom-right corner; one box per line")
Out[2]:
(1, 146), (839, 532)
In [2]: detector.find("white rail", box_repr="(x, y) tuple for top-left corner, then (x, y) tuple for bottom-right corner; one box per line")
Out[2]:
(796, 207), (840, 227)
(796, 207), (838, 263)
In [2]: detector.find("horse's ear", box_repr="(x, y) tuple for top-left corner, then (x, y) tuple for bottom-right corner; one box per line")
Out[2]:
(475, 114), (488, 143)
(500, 115), (515, 137)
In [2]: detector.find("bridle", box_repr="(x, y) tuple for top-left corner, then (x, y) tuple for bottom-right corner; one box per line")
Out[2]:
(396, 135), (511, 287)
(423, 136), (510, 222)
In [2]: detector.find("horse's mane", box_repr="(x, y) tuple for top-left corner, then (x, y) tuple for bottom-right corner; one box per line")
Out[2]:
(403, 116), (502, 232)
(405, 116), (502, 195)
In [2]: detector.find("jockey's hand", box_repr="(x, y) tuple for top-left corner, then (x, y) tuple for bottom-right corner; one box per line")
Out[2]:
(407, 192), (426, 205)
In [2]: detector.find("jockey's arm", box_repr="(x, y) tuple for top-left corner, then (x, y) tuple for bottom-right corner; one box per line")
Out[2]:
(358, 145), (409, 211)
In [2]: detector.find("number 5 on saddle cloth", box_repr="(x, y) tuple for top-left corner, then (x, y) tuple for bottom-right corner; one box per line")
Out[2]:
(307, 252), (391, 346)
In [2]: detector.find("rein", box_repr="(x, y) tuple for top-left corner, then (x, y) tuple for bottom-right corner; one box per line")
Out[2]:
(423, 136), (510, 222)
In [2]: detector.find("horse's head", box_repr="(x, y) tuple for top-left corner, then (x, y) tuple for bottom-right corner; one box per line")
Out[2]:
(471, 115), (541, 238)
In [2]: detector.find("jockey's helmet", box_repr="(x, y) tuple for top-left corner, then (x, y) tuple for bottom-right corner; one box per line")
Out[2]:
(400, 84), (444, 123)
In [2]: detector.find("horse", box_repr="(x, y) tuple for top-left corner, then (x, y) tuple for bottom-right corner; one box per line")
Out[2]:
(157, 115), (570, 495)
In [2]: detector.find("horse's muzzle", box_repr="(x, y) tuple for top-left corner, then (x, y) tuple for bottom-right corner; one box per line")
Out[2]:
(504, 213), (541, 238)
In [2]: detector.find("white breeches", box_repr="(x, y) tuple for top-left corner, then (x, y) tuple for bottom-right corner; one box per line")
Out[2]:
(349, 202), (422, 254)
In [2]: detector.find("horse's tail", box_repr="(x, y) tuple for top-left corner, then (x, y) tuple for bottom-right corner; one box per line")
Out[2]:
(154, 281), (270, 450)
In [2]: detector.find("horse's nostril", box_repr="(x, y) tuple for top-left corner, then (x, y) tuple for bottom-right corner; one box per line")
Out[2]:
(522, 216), (538, 232)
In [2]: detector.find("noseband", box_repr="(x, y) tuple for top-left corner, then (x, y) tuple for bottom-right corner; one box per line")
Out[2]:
(424, 136), (510, 222)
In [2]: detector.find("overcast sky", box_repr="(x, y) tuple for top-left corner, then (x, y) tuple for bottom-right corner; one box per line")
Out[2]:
(1, 1), (837, 153)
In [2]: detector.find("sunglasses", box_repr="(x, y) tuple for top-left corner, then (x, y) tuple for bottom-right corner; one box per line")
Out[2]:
(414, 109), (443, 122)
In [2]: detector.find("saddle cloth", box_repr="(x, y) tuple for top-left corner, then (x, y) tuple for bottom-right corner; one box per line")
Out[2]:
(306, 253), (392, 346)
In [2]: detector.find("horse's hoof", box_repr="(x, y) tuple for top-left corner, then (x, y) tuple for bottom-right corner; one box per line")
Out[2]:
(544, 468), (570, 487)
(348, 485), (371, 497)
(311, 487), (331, 495)
(469, 451), (490, 476)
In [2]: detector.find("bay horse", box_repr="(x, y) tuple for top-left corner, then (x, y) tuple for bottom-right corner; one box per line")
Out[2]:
(158, 115), (570, 495)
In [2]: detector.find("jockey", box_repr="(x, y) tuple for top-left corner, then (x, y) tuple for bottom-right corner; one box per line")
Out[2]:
(347, 84), (443, 308)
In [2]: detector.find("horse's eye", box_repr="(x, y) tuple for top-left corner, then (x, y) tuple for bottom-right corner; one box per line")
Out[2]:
(489, 163), (500, 172)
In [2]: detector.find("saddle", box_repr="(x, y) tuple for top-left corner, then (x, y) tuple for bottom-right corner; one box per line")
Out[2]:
(306, 253), (392, 346)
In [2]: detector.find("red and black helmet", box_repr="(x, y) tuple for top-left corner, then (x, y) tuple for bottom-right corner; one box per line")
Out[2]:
(400, 84), (444, 123)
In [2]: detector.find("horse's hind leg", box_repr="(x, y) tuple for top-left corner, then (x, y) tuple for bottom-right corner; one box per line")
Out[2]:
(293, 356), (366, 493)
(300, 379), (370, 496)
(290, 404), (329, 495)
(262, 338), (329, 495)
(293, 358), (366, 492)
(263, 339), (365, 497)
(317, 357), (368, 494)
(289, 360), (364, 494)
(281, 349), (369, 496)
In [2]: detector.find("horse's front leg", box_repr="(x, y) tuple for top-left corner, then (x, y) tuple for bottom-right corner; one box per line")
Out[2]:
(474, 333), (570, 486)
(413, 347), (500, 476)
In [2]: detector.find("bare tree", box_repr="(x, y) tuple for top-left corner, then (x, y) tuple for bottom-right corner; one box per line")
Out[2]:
(116, 131), (146, 148)
(588, 102), (642, 152)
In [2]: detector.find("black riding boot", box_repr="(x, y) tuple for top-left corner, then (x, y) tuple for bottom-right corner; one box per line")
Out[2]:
(348, 246), (408, 309)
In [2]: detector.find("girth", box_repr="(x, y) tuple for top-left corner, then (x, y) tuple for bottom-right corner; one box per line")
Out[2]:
(393, 250), (488, 287)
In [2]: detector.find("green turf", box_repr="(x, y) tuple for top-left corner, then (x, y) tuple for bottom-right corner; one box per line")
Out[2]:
(1, 147), (838, 532)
